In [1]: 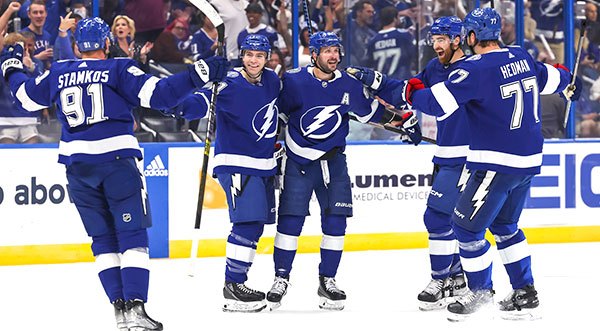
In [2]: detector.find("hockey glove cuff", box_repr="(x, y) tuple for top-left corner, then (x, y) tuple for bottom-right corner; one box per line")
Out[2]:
(1, 43), (25, 80)
(399, 111), (422, 145)
(345, 66), (386, 91)
(553, 63), (569, 72)
(402, 78), (425, 105)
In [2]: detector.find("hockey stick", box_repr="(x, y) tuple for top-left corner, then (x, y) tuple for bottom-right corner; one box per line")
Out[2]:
(187, 0), (225, 277)
(348, 113), (437, 144)
(301, 0), (431, 142)
(564, 21), (586, 128)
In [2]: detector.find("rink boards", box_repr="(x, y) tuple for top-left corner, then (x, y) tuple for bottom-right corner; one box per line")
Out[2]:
(0, 140), (599, 265)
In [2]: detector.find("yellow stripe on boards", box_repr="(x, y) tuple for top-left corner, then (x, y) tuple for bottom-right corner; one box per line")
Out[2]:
(1, 226), (600, 266)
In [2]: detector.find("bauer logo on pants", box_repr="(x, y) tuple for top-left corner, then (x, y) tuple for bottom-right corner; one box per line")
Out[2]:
(145, 155), (169, 177)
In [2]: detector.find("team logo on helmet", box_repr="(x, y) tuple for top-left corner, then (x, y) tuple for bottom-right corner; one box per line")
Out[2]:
(471, 8), (484, 17)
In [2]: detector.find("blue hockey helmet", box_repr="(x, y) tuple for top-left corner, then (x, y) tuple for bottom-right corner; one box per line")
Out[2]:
(464, 7), (501, 42)
(309, 31), (343, 61)
(74, 17), (111, 52)
(240, 34), (271, 58)
(427, 16), (464, 46)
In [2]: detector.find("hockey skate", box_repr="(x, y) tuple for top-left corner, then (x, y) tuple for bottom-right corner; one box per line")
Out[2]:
(266, 275), (290, 311)
(318, 275), (346, 311)
(498, 284), (540, 321)
(223, 280), (267, 312)
(418, 273), (467, 311)
(112, 299), (128, 331)
(447, 289), (494, 322)
(124, 299), (163, 331)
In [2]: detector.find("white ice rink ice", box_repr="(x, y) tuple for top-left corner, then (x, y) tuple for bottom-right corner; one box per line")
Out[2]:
(1, 242), (598, 331)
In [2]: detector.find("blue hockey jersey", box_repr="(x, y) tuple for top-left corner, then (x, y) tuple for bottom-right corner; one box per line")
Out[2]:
(411, 46), (571, 174)
(279, 66), (385, 164)
(178, 68), (280, 177)
(190, 29), (225, 61)
(367, 28), (415, 80)
(7, 58), (202, 165)
(377, 57), (470, 165)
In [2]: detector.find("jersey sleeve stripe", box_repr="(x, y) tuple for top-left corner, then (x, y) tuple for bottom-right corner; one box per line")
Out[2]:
(540, 63), (561, 95)
(353, 99), (380, 123)
(138, 76), (160, 108)
(58, 134), (140, 157)
(16, 83), (47, 111)
(284, 127), (326, 161)
(213, 153), (276, 171)
(467, 149), (543, 168)
(431, 82), (459, 120)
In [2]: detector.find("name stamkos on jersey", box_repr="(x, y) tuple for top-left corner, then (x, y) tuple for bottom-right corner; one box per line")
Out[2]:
(145, 155), (168, 177)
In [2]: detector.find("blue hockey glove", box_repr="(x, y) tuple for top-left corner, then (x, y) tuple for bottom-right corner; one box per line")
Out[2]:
(189, 55), (230, 87)
(345, 66), (386, 91)
(399, 111), (422, 145)
(1, 43), (25, 80)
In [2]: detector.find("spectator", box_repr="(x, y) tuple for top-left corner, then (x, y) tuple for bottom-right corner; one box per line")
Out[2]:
(297, 20), (317, 67)
(124, 0), (167, 44)
(255, 0), (279, 28)
(500, 7), (539, 60)
(0, 32), (47, 144)
(1, 1), (21, 33)
(540, 94), (566, 138)
(110, 15), (153, 70)
(190, 8), (224, 61)
(151, 17), (191, 64)
(345, 0), (376, 66)
(237, 3), (281, 52)
(54, 11), (80, 60)
(211, 0), (249, 61)
(267, 46), (286, 77)
(21, 30), (45, 72)
(529, 0), (563, 64)
(22, 0), (53, 68)
(366, 6), (415, 80)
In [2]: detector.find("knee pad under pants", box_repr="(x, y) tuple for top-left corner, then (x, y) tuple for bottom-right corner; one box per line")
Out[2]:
(225, 221), (265, 283)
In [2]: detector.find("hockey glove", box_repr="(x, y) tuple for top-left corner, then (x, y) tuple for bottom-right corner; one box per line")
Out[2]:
(189, 55), (230, 87)
(1, 43), (25, 80)
(345, 66), (386, 91)
(399, 111), (422, 145)
(402, 78), (425, 105)
(553, 63), (569, 72)
(559, 75), (582, 101)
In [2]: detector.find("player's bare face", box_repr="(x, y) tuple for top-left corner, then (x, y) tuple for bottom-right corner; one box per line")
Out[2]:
(114, 19), (131, 40)
(28, 4), (47, 29)
(317, 46), (340, 72)
(243, 50), (268, 77)
(432, 35), (452, 63)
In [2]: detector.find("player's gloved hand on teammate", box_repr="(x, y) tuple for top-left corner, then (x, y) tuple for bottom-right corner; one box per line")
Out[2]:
(398, 111), (422, 145)
(1, 43), (25, 80)
(169, 91), (210, 120)
(345, 66), (386, 91)
(392, 78), (425, 109)
(189, 55), (230, 87)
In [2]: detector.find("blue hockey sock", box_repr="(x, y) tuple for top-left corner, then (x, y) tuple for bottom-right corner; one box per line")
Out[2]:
(225, 222), (264, 283)
(97, 258), (123, 303)
(117, 230), (150, 302)
(319, 214), (346, 277)
(92, 232), (123, 303)
(492, 227), (533, 289)
(454, 225), (493, 291)
(424, 208), (461, 279)
(273, 215), (305, 277)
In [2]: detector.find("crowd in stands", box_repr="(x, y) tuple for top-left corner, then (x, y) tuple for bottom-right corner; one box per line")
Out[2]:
(0, 0), (599, 144)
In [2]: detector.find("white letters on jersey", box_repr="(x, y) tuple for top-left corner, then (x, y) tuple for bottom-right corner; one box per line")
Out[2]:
(340, 93), (350, 105)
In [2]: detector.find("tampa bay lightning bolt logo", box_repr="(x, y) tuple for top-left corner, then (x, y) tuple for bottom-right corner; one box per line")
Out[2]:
(540, 0), (562, 17)
(300, 105), (342, 139)
(252, 98), (278, 141)
(471, 8), (484, 17)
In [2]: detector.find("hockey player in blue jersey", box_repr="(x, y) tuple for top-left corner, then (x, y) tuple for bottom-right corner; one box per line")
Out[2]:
(352, 16), (471, 311)
(396, 8), (582, 321)
(265, 31), (422, 311)
(174, 34), (279, 313)
(0, 17), (229, 331)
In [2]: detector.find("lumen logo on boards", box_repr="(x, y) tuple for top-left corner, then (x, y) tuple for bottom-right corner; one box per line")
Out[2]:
(145, 155), (168, 177)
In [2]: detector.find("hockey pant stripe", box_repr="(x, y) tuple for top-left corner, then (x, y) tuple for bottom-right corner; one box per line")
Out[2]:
(274, 232), (299, 251)
(320, 234), (344, 251)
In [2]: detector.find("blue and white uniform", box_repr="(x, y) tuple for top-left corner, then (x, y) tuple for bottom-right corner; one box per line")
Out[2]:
(411, 45), (571, 291)
(274, 65), (386, 278)
(367, 28), (415, 80)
